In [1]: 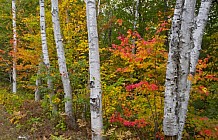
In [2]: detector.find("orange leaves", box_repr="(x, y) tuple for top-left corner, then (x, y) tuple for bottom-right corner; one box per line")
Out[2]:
(104, 23), (169, 137)
(111, 30), (167, 74)
(205, 74), (218, 81)
(193, 55), (217, 98)
(198, 86), (209, 96)
(0, 49), (6, 61)
(116, 19), (123, 26)
(116, 67), (133, 73)
(0, 49), (5, 54)
(196, 56), (211, 77)
(17, 48), (39, 66)
(188, 74), (194, 81)
(155, 21), (169, 34)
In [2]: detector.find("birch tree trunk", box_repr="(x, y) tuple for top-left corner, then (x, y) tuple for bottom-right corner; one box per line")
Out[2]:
(86, 0), (103, 139)
(97, 0), (100, 16)
(163, 0), (212, 139)
(177, 1), (196, 139)
(35, 77), (41, 101)
(39, 0), (57, 112)
(163, 0), (184, 138)
(35, 62), (42, 101)
(190, 0), (212, 75)
(133, 0), (139, 32)
(177, 1), (212, 139)
(132, 0), (139, 54)
(51, 0), (75, 128)
(12, 0), (17, 93)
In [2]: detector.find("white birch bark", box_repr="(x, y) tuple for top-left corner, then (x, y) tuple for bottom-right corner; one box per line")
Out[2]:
(177, 1), (212, 139)
(51, 0), (75, 128)
(177, 1), (196, 139)
(97, 0), (100, 16)
(40, 0), (57, 112)
(86, 0), (103, 139)
(190, 0), (212, 75)
(164, 0), (212, 139)
(12, 0), (17, 93)
(133, 0), (139, 32)
(40, 0), (50, 72)
(132, 0), (139, 54)
(35, 79), (41, 101)
(163, 0), (184, 137)
(35, 62), (42, 101)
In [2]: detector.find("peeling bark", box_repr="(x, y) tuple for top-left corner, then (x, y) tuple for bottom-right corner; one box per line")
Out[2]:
(35, 62), (42, 101)
(177, 1), (197, 139)
(86, 0), (103, 139)
(35, 77), (41, 101)
(39, 0), (57, 112)
(163, 0), (184, 136)
(51, 0), (75, 128)
(133, 0), (139, 32)
(177, 0), (212, 139)
(164, 0), (212, 139)
(191, 0), (212, 75)
(12, 0), (17, 93)
(132, 0), (139, 54)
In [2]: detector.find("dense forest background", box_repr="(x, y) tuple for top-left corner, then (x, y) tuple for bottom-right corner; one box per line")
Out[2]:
(0, 0), (217, 139)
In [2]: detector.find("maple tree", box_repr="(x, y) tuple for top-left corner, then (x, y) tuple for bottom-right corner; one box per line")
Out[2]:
(101, 24), (168, 138)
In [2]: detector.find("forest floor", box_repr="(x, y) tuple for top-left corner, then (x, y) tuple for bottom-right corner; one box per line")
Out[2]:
(0, 103), (90, 140)
(0, 86), (90, 140)
(0, 105), (19, 140)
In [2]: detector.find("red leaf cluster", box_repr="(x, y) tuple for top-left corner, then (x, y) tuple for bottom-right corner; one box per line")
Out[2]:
(110, 112), (147, 128)
(199, 129), (212, 136)
(125, 81), (158, 91)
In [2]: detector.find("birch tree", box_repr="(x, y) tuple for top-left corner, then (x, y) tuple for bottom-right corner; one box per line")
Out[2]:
(86, 0), (103, 139)
(133, 0), (139, 32)
(12, 0), (17, 93)
(38, 0), (57, 112)
(176, 1), (196, 139)
(178, 1), (213, 139)
(132, 0), (139, 54)
(35, 62), (42, 101)
(51, 0), (75, 128)
(163, 0), (212, 139)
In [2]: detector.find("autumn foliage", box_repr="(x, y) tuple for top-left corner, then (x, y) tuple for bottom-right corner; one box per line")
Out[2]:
(0, 0), (217, 139)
